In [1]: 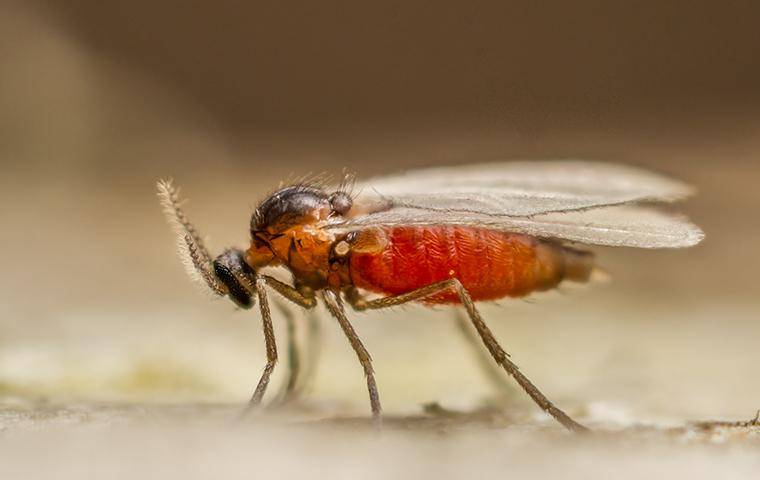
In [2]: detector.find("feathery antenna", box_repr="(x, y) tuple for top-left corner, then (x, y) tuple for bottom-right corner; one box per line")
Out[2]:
(157, 179), (227, 296)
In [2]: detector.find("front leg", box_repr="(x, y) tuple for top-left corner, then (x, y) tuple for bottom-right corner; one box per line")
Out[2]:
(243, 275), (317, 414)
(247, 276), (277, 407)
(261, 275), (317, 309)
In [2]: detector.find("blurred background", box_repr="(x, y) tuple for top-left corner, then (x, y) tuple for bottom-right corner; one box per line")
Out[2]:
(1, 0), (759, 476)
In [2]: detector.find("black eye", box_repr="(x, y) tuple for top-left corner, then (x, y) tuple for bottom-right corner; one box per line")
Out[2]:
(213, 250), (254, 309)
(329, 192), (352, 215)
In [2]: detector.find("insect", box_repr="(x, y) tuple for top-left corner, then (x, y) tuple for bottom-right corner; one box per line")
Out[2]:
(157, 160), (703, 432)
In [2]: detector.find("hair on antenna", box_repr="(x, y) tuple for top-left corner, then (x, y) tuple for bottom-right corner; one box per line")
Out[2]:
(157, 179), (227, 296)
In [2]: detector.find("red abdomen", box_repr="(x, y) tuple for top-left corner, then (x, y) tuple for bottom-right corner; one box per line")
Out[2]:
(349, 226), (589, 304)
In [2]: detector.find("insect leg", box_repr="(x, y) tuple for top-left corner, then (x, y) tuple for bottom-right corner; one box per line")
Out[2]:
(244, 275), (317, 410)
(275, 308), (324, 404)
(246, 276), (278, 408)
(260, 275), (318, 309)
(452, 308), (518, 402)
(296, 308), (323, 396)
(271, 298), (303, 404)
(348, 280), (588, 433)
(321, 290), (382, 424)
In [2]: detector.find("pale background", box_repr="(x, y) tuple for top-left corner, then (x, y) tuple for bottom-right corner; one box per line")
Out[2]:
(1, 1), (759, 478)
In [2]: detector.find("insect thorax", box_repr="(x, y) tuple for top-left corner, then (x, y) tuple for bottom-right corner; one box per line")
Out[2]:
(246, 185), (354, 289)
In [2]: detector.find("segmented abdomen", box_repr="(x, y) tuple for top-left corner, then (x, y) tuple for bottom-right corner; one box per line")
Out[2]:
(349, 226), (591, 304)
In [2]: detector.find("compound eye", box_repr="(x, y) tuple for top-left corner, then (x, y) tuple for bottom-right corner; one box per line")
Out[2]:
(329, 192), (352, 216)
(212, 250), (255, 309)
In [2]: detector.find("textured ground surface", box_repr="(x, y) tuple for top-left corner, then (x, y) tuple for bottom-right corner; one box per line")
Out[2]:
(2, 402), (760, 480)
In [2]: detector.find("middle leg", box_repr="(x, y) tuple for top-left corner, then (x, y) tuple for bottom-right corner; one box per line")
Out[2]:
(321, 289), (382, 423)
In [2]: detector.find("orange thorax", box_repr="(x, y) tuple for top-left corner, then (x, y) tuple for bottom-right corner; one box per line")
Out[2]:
(247, 224), (336, 289)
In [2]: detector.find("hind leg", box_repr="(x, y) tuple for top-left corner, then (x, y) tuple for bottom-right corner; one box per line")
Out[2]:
(452, 308), (518, 403)
(347, 280), (588, 432)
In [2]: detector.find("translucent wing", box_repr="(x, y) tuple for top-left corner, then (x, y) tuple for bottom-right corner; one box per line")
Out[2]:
(330, 205), (703, 248)
(330, 161), (703, 248)
(354, 160), (694, 217)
